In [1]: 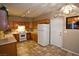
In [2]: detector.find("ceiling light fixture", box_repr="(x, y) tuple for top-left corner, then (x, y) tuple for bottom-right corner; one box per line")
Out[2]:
(60, 4), (77, 15)
(22, 8), (31, 17)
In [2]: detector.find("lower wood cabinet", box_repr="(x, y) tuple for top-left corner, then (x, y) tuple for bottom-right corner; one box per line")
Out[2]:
(0, 42), (17, 56)
(13, 34), (19, 42)
(31, 33), (37, 42)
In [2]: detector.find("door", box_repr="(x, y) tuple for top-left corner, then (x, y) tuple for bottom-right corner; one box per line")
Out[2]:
(38, 24), (49, 46)
(50, 16), (64, 48)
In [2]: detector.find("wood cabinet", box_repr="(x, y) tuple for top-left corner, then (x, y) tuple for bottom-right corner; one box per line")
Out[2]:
(31, 33), (37, 42)
(0, 42), (17, 56)
(27, 33), (32, 40)
(13, 34), (19, 42)
(32, 22), (37, 29)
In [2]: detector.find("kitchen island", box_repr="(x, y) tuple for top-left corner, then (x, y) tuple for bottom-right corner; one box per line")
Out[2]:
(0, 34), (17, 56)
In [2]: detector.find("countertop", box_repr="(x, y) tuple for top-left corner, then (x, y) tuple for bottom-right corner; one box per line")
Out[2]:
(11, 31), (37, 34)
(0, 34), (17, 46)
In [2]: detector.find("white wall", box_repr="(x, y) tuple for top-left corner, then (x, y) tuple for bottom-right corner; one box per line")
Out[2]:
(63, 16), (79, 54)
(63, 29), (79, 54)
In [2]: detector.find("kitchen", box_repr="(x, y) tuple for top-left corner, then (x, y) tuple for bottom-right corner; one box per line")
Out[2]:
(0, 3), (79, 56)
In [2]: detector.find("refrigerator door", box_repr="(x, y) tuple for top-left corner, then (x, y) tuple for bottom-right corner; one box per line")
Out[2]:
(38, 24), (49, 30)
(38, 24), (49, 46)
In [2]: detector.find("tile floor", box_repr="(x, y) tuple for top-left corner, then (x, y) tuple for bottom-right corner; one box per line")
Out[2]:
(17, 40), (77, 56)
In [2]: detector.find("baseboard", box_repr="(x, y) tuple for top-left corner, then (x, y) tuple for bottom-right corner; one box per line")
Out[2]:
(60, 47), (79, 56)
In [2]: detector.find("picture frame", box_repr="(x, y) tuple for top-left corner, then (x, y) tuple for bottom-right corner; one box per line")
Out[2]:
(66, 16), (79, 29)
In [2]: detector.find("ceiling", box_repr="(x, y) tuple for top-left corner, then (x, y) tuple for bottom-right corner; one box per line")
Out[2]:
(0, 3), (79, 19)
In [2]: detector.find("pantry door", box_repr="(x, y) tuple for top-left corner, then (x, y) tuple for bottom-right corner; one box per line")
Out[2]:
(50, 16), (64, 48)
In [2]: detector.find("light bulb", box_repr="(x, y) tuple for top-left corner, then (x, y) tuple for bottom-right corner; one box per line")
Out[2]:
(63, 9), (70, 14)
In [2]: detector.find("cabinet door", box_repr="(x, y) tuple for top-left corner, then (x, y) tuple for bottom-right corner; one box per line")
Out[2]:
(0, 43), (17, 56)
(31, 33), (37, 42)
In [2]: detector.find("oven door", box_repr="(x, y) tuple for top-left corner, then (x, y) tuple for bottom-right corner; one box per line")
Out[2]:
(19, 32), (26, 41)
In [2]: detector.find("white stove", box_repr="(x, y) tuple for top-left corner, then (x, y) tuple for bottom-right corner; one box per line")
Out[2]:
(17, 25), (27, 41)
(19, 32), (26, 41)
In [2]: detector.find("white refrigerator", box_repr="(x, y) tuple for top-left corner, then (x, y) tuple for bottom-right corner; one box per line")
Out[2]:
(37, 24), (49, 46)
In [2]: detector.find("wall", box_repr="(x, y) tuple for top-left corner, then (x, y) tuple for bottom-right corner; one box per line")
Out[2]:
(63, 29), (79, 54)
(50, 16), (79, 54)
(63, 16), (79, 54)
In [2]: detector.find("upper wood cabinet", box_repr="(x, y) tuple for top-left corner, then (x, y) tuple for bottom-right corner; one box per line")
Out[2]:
(31, 19), (50, 29)
(8, 17), (50, 30)
(9, 20), (30, 30)
(37, 19), (50, 24)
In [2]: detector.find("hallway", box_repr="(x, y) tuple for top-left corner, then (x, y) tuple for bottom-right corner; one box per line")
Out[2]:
(17, 40), (76, 56)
